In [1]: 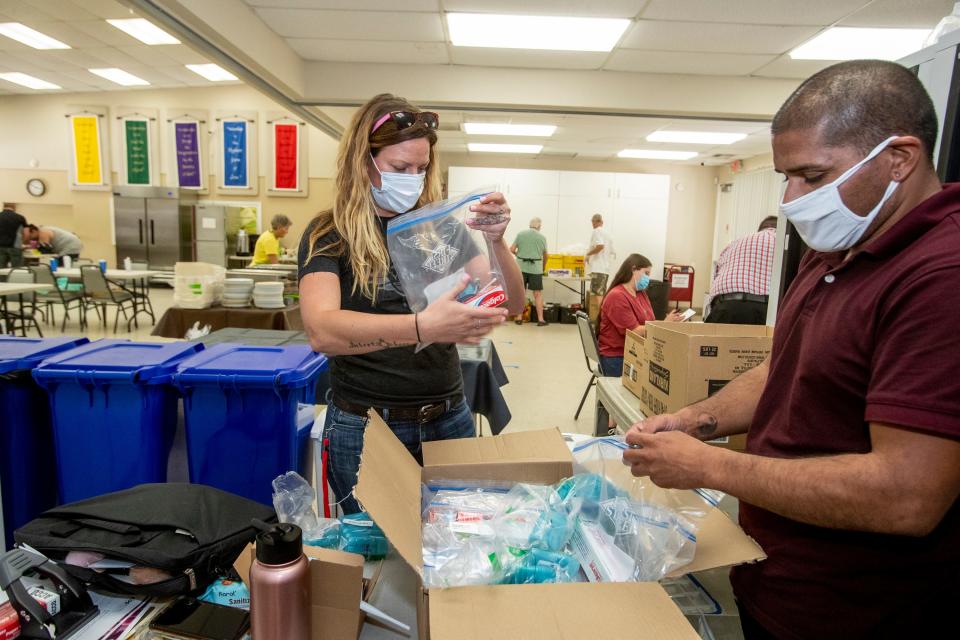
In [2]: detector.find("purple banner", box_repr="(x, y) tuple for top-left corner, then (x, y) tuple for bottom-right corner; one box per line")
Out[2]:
(174, 121), (201, 188)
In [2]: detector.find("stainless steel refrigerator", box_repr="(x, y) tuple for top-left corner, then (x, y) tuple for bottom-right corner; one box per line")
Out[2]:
(194, 204), (227, 267)
(113, 187), (195, 269)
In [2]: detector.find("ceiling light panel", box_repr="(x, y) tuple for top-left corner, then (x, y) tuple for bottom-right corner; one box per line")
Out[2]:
(618, 149), (698, 160)
(0, 72), (61, 90)
(646, 131), (748, 145)
(468, 143), (543, 154)
(463, 123), (557, 137)
(89, 68), (150, 86)
(447, 13), (630, 52)
(106, 19), (180, 45)
(185, 63), (238, 81)
(0, 23), (70, 49)
(790, 27), (930, 61)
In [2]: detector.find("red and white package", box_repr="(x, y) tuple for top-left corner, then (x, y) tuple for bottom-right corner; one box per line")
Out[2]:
(0, 602), (20, 640)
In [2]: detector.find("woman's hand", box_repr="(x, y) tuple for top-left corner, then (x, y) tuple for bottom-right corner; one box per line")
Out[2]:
(465, 191), (511, 241)
(417, 274), (509, 344)
(665, 310), (684, 322)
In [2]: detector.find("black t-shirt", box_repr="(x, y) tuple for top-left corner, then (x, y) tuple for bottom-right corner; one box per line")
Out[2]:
(0, 209), (27, 248)
(298, 214), (465, 408)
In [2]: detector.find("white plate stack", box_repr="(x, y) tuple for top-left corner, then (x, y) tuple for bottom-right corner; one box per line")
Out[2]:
(222, 278), (254, 308)
(253, 281), (285, 309)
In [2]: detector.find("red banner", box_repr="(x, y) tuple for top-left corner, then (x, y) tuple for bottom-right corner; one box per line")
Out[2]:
(274, 123), (298, 190)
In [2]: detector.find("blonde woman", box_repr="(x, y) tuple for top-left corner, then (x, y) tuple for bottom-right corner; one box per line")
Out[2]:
(298, 94), (524, 513)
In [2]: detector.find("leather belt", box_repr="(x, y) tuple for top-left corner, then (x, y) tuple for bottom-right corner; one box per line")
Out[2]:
(333, 396), (452, 424)
(713, 292), (769, 304)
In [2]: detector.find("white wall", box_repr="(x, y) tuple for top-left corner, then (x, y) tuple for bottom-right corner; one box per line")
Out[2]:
(441, 153), (719, 308)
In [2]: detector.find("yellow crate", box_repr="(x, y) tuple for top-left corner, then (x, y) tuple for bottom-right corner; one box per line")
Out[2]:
(563, 255), (585, 270)
(544, 255), (564, 271)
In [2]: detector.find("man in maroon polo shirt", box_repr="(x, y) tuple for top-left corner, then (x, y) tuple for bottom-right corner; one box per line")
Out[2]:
(622, 60), (960, 639)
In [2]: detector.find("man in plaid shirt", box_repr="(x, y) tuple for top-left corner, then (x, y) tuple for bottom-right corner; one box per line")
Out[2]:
(705, 216), (777, 324)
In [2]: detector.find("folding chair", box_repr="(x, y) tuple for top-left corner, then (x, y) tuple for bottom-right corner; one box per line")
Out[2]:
(31, 264), (87, 331)
(574, 310), (605, 420)
(81, 265), (135, 333)
(5, 269), (44, 337)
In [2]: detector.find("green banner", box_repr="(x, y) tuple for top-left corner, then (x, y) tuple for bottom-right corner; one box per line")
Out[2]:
(124, 119), (150, 185)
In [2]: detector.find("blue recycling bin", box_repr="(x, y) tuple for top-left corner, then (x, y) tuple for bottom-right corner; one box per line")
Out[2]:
(0, 337), (90, 549)
(33, 340), (204, 503)
(173, 344), (328, 505)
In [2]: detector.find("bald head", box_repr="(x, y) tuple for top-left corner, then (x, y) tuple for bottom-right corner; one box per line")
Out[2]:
(529, 217), (542, 230)
(772, 60), (938, 162)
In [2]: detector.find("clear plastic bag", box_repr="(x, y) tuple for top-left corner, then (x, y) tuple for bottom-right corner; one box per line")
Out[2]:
(493, 483), (579, 552)
(386, 186), (508, 315)
(271, 471), (340, 547)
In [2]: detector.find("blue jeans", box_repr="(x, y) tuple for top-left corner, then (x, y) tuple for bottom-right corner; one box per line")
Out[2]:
(599, 355), (624, 377)
(324, 400), (475, 514)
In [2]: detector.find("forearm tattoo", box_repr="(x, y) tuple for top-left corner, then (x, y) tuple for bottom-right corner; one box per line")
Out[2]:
(695, 412), (719, 438)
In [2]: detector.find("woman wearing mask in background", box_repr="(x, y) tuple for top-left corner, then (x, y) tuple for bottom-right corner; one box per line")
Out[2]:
(596, 254), (682, 376)
(298, 94), (525, 514)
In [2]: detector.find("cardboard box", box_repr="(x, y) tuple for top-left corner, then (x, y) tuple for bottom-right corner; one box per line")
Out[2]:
(234, 543), (380, 640)
(355, 412), (765, 640)
(621, 329), (646, 396)
(638, 322), (773, 451)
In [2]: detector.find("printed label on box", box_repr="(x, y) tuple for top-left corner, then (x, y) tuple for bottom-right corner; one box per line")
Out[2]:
(700, 346), (718, 357)
(707, 380), (729, 396)
(648, 362), (670, 394)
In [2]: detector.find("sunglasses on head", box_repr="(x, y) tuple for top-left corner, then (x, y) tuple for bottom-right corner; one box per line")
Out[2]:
(371, 110), (439, 135)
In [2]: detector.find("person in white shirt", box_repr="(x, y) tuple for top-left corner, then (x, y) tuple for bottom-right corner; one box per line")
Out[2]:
(586, 213), (613, 295)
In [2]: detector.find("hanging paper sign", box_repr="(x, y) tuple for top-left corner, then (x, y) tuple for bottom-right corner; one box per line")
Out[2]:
(222, 120), (248, 188)
(124, 118), (150, 185)
(70, 115), (103, 185)
(174, 121), (202, 188)
(274, 122), (299, 190)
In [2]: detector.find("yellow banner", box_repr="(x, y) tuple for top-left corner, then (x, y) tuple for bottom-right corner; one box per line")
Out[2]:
(72, 115), (102, 185)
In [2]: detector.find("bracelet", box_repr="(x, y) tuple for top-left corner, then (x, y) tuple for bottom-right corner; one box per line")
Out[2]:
(414, 312), (422, 342)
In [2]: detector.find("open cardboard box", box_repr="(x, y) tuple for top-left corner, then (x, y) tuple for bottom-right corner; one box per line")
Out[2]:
(355, 412), (765, 640)
(234, 543), (381, 639)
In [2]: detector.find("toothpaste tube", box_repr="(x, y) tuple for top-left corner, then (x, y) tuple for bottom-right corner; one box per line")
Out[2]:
(461, 280), (507, 308)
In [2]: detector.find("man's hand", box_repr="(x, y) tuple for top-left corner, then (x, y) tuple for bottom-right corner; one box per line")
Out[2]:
(622, 431), (719, 489)
(629, 409), (722, 440)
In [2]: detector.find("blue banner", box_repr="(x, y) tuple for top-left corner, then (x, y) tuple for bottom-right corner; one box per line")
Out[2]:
(222, 120), (247, 188)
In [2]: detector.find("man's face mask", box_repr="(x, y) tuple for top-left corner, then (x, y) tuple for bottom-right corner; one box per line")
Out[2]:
(779, 136), (899, 252)
(370, 154), (426, 214)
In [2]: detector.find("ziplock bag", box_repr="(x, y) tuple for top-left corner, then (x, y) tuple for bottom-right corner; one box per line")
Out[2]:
(386, 186), (508, 314)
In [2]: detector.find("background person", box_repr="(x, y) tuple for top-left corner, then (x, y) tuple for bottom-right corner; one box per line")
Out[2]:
(298, 93), (524, 514)
(585, 213), (613, 295)
(510, 217), (548, 326)
(0, 203), (27, 268)
(23, 225), (83, 260)
(596, 253), (681, 376)
(623, 60), (960, 639)
(251, 214), (292, 265)
(705, 216), (777, 324)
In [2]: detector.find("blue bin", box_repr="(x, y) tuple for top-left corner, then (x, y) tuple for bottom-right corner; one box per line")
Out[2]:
(172, 344), (328, 505)
(33, 340), (204, 503)
(0, 337), (90, 549)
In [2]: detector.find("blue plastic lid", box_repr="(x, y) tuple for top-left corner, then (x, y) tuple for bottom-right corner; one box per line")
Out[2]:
(173, 343), (328, 390)
(33, 339), (204, 385)
(0, 337), (90, 374)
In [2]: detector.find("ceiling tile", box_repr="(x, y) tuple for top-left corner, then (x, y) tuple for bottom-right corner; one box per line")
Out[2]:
(10, 21), (104, 48)
(254, 9), (445, 41)
(621, 20), (820, 54)
(29, 49), (109, 70)
(81, 46), (148, 68)
(750, 56), (834, 79)
(640, 0), (869, 26)
(113, 44), (179, 67)
(450, 47), (609, 70)
(288, 39), (449, 64)
(69, 18), (145, 47)
(0, 0), (65, 22)
(141, 44), (208, 65)
(243, 0), (440, 10)
(443, 1), (649, 18)
(840, 0), (954, 28)
(73, 0), (140, 20)
(605, 50), (775, 75)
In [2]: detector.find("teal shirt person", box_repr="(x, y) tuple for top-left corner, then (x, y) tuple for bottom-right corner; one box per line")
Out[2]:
(513, 227), (548, 274)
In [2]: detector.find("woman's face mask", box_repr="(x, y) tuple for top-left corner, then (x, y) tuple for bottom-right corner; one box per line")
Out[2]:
(370, 154), (426, 213)
(635, 272), (650, 291)
(779, 136), (899, 252)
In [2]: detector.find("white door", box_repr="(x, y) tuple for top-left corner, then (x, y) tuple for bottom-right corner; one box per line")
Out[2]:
(447, 166), (506, 194)
(502, 168), (559, 196)
(558, 170), (615, 197)
(505, 194), (559, 249)
(556, 195), (612, 255)
(611, 195), (669, 279)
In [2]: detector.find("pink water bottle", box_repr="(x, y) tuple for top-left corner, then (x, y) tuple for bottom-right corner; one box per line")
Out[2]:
(249, 520), (311, 640)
